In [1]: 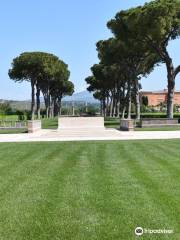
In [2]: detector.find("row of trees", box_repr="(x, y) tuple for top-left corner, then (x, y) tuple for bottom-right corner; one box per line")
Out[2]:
(86, 0), (180, 119)
(9, 52), (74, 119)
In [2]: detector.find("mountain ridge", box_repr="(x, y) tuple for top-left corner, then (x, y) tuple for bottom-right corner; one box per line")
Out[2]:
(62, 90), (99, 103)
(0, 91), (99, 104)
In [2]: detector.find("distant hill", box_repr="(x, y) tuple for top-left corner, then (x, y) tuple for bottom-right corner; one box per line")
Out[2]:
(0, 91), (99, 110)
(63, 90), (99, 103)
(0, 99), (32, 111)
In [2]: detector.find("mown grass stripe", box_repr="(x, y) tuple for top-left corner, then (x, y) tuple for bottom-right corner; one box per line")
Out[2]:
(0, 141), (179, 240)
(18, 143), (84, 240)
(121, 142), (179, 232)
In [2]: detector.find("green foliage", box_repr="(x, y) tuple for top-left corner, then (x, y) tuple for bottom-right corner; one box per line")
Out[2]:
(140, 104), (148, 113)
(108, 0), (180, 45)
(142, 96), (148, 106)
(108, 0), (180, 118)
(0, 102), (12, 115)
(86, 1), (164, 118)
(9, 52), (74, 118)
(77, 105), (99, 116)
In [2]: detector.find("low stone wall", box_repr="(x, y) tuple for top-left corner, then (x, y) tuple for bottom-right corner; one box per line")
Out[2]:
(28, 120), (42, 133)
(140, 118), (179, 128)
(58, 117), (104, 130)
(120, 119), (134, 131)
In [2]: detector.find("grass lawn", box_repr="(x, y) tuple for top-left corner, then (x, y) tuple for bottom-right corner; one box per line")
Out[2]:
(0, 118), (58, 134)
(0, 128), (28, 134)
(104, 118), (120, 128)
(0, 140), (179, 240)
(136, 126), (180, 131)
(105, 118), (180, 131)
(0, 115), (19, 121)
(41, 117), (58, 129)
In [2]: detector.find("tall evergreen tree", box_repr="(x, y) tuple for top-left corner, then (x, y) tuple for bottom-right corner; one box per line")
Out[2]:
(108, 0), (180, 118)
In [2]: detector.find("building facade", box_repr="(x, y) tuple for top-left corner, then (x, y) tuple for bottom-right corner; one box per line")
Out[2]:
(141, 89), (180, 106)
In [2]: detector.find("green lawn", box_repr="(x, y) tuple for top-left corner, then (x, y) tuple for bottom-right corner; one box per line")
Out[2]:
(0, 140), (179, 240)
(0, 118), (58, 134)
(105, 118), (180, 131)
(136, 126), (180, 131)
(41, 117), (58, 129)
(0, 128), (27, 134)
(104, 118), (120, 128)
(0, 115), (19, 121)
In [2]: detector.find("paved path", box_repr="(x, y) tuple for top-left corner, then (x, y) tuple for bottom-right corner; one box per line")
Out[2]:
(1, 128), (180, 142)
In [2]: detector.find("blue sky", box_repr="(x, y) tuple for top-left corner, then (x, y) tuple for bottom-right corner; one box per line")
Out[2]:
(0, 0), (179, 100)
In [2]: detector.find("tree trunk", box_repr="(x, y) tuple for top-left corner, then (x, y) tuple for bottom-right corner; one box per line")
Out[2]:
(58, 97), (62, 116)
(100, 100), (103, 116)
(167, 71), (175, 119)
(117, 101), (120, 117)
(72, 102), (75, 116)
(36, 86), (41, 119)
(122, 106), (126, 119)
(159, 54), (179, 119)
(161, 49), (178, 119)
(167, 91), (174, 118)
(135, 79), (140, 120)
(167, 78), (175, 119)
(106, 96), (110, 116)
(115, 89), (120, 117)
(166, 61), (175, 119)
(144, 40), (180, 118)
(31, 81), (36, 120)
(120, 85), (126, 119)
(43, 94), (48, 118)
(50, 97), (54, 118)
(46, 107), (49, 118)
(59, 103), (62, 116)
(109, 97), (113, 117)
(53, 99), (58, 117)
(46, 88), (50, 118)
(127, 84), (131, 119)
(103, 98), (106, 117)
(113, 93), (116, 117)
